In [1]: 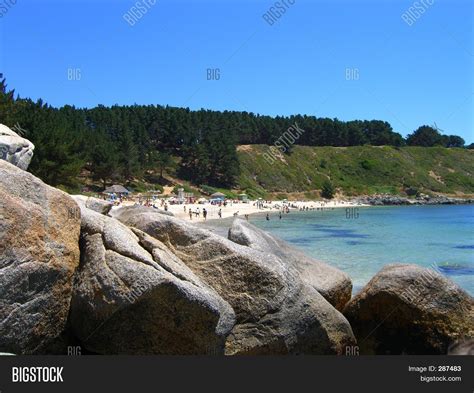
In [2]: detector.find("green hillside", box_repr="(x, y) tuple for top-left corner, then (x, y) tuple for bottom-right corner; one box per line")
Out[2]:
(237, 145), (474, 198)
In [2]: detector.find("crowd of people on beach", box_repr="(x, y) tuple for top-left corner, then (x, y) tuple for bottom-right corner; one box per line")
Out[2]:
(184, 205), (210, 220)
(97, 190), (363, 223)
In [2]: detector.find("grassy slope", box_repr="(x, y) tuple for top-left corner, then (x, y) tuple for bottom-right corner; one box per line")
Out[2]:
(237, 145), (474, 198)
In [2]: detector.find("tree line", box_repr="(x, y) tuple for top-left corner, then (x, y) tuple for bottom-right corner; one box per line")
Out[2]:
(0, 77), (469, 191)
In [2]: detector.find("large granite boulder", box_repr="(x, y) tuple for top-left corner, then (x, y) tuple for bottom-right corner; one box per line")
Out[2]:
(0, 124), (35, 170)
(72, 195), (113, 215)
(448, 339), (474, 355)
(228, 218), (352, 311)
(343, 264), (474, 354)
(112, 206), (356, 355)
(70, 205), (235, 355)
(0, 160), (81, 354)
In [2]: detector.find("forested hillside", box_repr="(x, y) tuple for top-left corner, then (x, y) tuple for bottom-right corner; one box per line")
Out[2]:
(0, 76), (471, 195)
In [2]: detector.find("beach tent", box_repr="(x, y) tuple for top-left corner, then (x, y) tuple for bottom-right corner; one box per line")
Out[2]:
(210, 192), (226, 201)
(238, 193), (248, 202)
(103, 185), (130, 195)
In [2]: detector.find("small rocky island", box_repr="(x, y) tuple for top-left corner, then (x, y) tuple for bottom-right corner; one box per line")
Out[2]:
(1, 126), (472, 355)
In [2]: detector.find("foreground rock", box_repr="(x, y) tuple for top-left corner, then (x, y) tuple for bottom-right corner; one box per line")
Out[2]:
(228, 219), (352, 311)
(0, 160), (80, 354)
(70, 205), (235, 355)
(0, 124), (35, 170)
(343, 264), (474, 354)
(72, 195), (113, 215)
(112, 206), (356, 355)
(448, 339), (474, 355)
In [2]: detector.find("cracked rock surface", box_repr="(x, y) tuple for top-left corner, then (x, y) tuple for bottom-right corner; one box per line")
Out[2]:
(0, 160), (80, 354)
(228, 218), (352, 311)
(112, 206), (356, 355)
(70, 205), (235, 354)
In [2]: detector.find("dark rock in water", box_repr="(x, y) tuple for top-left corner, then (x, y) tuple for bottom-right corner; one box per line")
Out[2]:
(70, 205), (235, 355)
(343, 264), (474, 355)
(0, 160), (81, 354)
(437, 264), (474, 276)
(454, 245), (474, 250)
(228, 218), (352, 311)
(353, 194), (473, 206)
(72, 195), (113, 215)
(112, 205), (357, 355)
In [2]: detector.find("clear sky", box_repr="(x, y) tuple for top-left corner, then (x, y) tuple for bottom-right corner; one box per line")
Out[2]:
(0, 0), (472, 142)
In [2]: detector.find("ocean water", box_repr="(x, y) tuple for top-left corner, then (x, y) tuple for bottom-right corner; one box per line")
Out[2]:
(208, 205), (474, 296)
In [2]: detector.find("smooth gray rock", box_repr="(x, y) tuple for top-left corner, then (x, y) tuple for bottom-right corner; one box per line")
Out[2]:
(70, 205), (235, 355)
(228, 218), (352, 311)
(109, 204), (174, 218)
(72, 195), (113, 215)
(0, 124), (35, 170)
(112, 205), (356, 355)
(0, 160), (80, 354)
(343, 264), (474, 354)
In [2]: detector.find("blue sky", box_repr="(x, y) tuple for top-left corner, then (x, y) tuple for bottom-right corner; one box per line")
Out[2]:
(0, 0), (472, 142)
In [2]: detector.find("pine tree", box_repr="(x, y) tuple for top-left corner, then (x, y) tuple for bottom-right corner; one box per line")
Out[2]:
(321, 180), (335, 199)
(89, 132), (120, 190)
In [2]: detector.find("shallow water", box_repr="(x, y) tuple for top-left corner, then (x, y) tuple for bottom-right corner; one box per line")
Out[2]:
(204, 205), (474, 295)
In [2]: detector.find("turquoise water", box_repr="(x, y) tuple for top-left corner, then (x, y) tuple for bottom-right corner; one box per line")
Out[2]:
(246, 205), (474, 295)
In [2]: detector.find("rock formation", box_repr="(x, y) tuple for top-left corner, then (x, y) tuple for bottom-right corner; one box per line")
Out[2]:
(70, 204), (235, 355)
(0, 124), (35, 170)
(72, 195), (113, 215)
(228, 218), (352, 311)
(0, 160), (80, 354)
(111, 206), (357, 355)
(343, 264), (474, 354)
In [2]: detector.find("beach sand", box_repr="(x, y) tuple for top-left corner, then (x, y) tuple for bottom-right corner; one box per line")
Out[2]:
(163, 199), (367, 223)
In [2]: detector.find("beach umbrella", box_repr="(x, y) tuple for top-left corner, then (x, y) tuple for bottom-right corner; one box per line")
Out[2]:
(210, 192), (226, 200)
(103, 185), (130, 194)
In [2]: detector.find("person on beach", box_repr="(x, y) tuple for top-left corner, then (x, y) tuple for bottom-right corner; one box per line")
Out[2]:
(218, 208), (222, 218)
(266, 213), (270, 221)
(189, 209), (192, 220)
(203, 208), (207, 221)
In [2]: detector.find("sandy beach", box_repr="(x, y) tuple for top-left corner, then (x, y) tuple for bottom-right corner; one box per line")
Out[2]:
(159, 199), (368, 222)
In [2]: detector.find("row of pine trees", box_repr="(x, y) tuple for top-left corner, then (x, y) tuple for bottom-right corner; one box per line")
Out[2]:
(0, 77), (468, 192)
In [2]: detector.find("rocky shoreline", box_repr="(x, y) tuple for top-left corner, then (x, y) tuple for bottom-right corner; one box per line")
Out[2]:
(1, 126), (473, 356)
(352, 194), (474, 206)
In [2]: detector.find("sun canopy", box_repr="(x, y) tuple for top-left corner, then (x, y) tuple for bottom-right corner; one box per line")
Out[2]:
(103, 185), (130, 194)
(210, 192), (225, 198)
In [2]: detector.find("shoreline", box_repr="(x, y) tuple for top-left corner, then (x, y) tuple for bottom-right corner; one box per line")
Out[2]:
(164, 199), (367, 223)
(113, 193), (474, 224)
